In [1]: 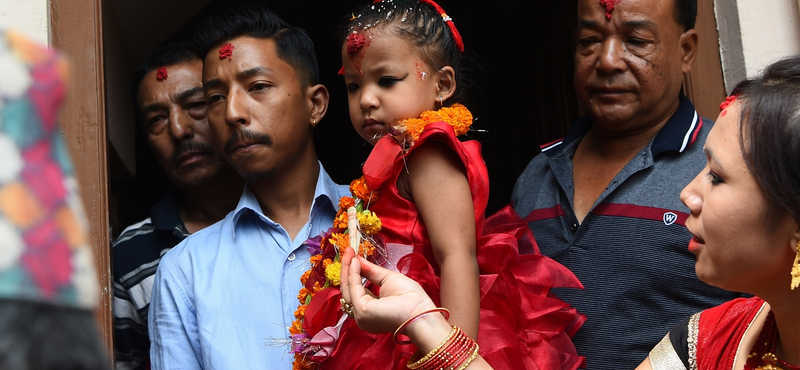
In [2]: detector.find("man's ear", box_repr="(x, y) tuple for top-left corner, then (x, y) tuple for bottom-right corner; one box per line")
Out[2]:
(437, 66), (457, 102)
(679, 29), (699, 74)
(307, 84), (329, 126)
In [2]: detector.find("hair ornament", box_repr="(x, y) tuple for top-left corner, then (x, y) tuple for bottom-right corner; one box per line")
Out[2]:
(371, 0), (464, 53)
(156, 66), (168, 81)
(219, 43), (235, 60)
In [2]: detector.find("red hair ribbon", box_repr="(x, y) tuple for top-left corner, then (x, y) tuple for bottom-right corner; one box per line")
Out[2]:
(156, 66), (168, 81)
(372, 0), (464, 53)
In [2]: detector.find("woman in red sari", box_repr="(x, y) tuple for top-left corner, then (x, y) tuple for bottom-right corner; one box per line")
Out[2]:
(638, 56), (800, 370)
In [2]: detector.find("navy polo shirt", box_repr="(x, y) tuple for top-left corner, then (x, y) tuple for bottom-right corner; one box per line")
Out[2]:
(511, 96), (742, 370)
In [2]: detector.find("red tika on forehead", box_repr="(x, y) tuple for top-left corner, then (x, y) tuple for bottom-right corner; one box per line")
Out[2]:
(599, 0), (621, 20)
(346, 33), (367, 54)
(719, 94), (738, 111)
(219, 43), (234, 60)
(156, 66), (168, 81)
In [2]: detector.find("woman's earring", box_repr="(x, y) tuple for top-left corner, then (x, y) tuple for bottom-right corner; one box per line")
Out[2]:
(312, 119), (317, 127)
(791, 241), (800, 290)
(439, 96), (443, 106)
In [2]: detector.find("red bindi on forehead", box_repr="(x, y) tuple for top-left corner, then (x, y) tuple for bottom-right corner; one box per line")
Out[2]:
(599, 0), (621, 20)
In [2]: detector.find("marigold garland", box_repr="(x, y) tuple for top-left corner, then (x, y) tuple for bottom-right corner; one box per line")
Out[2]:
(390, 103), (473, 145)
(289, 176), (382, 369)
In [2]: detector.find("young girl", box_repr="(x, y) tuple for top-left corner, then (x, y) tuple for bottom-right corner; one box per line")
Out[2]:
(292, 1), (585, 369)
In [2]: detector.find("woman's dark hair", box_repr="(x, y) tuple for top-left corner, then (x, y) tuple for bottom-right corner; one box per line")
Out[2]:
(735, 55), (800, 224)
(336, 0), (472, 106)
(0, 300), (108, 370)
(194, 3), (320, 87)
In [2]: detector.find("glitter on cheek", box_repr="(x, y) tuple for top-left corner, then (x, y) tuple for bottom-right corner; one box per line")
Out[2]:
(415, 62), (426, 80)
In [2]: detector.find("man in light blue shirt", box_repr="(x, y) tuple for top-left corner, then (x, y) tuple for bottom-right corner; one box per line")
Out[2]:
(148, 5), (348, 369)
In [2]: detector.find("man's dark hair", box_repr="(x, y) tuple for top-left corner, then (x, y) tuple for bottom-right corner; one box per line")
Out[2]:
(674, 0), (697, 31)
(0, 300), (108, 370)
(130, 41), (200, 126)
(194, 4), (320, 87)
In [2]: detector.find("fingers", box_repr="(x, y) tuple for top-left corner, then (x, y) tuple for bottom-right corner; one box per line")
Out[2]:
(348, 251), (368, 303)
(340, 247), (354, 304)
(356, 256), (394, 287)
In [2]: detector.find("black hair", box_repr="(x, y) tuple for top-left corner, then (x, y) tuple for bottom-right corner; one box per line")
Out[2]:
(674, 0), (697, 31)
(194, 4), (320, 87)
(130, 41), (200, 127)
(0, 300), (108, 370)
(336, 0), (472, 106)
(734, 55), (800, 224)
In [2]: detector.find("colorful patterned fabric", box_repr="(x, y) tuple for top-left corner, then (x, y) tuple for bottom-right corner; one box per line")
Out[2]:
(0, 28), (98, 309)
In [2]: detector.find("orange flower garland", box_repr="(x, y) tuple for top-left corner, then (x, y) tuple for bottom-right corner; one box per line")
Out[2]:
(290, 177), (382, 369)
(390, 103), (473, 144)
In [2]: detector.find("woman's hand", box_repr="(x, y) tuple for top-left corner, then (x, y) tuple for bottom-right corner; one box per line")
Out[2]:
(339, 248), (437, 334)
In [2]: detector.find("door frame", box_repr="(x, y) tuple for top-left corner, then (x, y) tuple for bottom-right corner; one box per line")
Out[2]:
(50, 0), (113, 362)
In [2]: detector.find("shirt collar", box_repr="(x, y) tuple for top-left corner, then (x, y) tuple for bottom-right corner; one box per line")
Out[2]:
(541, 95), (701, 157)
(150, 195), (185, 232)
(231, 162), (341, 232)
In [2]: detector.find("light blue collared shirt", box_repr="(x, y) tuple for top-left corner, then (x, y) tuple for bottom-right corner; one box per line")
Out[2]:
(149, 165), (348, 370)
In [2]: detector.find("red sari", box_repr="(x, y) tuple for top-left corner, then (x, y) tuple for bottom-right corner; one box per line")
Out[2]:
(648, 297), (766, 370)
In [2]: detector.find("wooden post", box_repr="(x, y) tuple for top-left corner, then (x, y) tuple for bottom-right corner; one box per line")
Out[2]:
(50, 0), (114, 362)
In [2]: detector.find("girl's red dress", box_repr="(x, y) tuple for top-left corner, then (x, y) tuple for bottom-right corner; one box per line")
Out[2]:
(323, 121), (586, 370)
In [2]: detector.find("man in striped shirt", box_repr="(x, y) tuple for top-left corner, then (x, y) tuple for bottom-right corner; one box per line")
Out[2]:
(112, 42), (243, 370)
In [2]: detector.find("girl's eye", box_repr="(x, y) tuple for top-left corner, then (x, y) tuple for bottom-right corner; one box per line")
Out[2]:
(378, 77), (399, 87)
(207, 94), (224, 104)
(346, 83), (359, 93)
(707, 170), (723, 185)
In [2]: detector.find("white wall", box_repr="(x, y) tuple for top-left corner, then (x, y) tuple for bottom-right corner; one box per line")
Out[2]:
(0, 0), (49, 45)
(737, 0), (800, 78)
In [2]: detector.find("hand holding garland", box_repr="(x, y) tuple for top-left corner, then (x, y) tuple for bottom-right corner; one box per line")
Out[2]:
(340, 247), (492, 369)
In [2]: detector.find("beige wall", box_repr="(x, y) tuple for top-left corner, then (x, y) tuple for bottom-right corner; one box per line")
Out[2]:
(738, 0), (800, 78)
(0, 0), (49, 45)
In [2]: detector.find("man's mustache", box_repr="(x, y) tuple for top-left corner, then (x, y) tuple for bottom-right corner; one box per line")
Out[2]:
(224, 129), (273, 153)
(169, 140), (216, 166)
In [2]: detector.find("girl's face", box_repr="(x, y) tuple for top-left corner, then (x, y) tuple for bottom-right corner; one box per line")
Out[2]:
(342, 28), (445, 145)
(680, 101), (798, 294)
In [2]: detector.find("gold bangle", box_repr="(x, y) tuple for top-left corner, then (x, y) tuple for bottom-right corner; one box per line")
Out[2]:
(407, 325), (459, 369)
(455, 342), (480, 370)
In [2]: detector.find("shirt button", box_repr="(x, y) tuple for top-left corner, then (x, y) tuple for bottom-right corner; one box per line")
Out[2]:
(287, 253), (296, 261)
(569, 223), (578, 233)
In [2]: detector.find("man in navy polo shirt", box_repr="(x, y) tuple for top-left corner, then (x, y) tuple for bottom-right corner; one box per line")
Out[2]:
(511, 0), (741, 368)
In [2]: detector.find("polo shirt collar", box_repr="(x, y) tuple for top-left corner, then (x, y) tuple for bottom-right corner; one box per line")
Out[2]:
(150, 195), (185, 232)
(541, 95), (701, 157)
